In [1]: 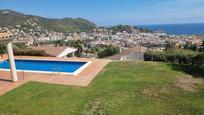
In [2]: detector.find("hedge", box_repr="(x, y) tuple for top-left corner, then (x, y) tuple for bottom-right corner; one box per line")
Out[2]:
(193, 52), (204, 65)
(97, 46), (119, 58)
(14, 50), (48, 56)
(144, 49), (203, 65)
(0, 43), (6, 55)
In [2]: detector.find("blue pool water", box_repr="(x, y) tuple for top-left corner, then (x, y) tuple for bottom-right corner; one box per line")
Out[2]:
(0, 59), (87, 73)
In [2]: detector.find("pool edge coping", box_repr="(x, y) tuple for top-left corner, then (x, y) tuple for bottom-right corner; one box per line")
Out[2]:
(0, 58), (92, 76)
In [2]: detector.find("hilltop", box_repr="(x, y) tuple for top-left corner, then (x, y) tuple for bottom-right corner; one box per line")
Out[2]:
(0, 9), (96, 33)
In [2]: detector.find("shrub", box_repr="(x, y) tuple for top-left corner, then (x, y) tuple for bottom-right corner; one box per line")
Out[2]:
(97, 46), (119, 58)
(144, 49), (199, 64)
(14, 50), (48, 56)
(13, 43), (27, 50)
(193, 53), (204, 65)
(0, 43), (6, 56)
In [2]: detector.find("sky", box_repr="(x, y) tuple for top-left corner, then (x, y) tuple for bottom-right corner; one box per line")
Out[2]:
(0, 0), (204, 26)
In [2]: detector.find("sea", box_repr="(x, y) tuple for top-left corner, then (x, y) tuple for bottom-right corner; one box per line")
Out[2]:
(138, 23), (204, 35)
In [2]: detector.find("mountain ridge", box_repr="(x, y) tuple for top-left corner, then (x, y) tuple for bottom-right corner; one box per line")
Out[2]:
(0, 9), (97, 33)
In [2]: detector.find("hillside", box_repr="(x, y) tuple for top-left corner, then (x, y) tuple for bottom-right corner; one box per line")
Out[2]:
(0, 9), (96, 33)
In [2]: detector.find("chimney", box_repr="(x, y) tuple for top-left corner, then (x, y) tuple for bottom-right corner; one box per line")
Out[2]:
(119, 47), (122, 53)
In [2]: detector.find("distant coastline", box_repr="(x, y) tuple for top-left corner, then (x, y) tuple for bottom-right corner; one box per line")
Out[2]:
(138, 23), (204, 35)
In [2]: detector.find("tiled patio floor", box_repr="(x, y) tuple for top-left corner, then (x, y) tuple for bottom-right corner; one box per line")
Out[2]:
(0, 56), (110, 96)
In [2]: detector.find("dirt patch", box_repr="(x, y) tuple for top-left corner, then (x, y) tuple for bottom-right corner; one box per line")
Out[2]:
(142, 89), (159, 97)
(142, 87), (168, 98)
(175, 75), (203, 93)
(84, 98), (106, 115)
(119, 61), (136, 67)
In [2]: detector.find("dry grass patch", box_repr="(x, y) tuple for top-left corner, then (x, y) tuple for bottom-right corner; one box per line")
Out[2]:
(119, 61), (137, 67)
(176, 75), (203, 93)
(84, 98), (106, 115)
(142, 87), (168, 98)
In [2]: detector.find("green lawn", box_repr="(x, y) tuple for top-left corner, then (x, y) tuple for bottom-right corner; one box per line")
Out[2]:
(0, 61), (204, 115)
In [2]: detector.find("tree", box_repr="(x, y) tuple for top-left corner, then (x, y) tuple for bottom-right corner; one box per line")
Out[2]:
(54, 40), (65, 47)
(73, 40), (84, 57)
(165, 40), (176, 50)
(97, 45), (119, 58)
(193, 53), (204, 65)
(0, 43), (6, 57)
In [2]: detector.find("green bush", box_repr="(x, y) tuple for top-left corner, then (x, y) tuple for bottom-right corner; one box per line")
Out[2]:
(13, 43), (27, 50)
(14, 50), (48, 56)
(144, 49), (199, 64)
(193, 52), (204, 65)
(97, 46), (119, 58)
(0, 43), (6, 56)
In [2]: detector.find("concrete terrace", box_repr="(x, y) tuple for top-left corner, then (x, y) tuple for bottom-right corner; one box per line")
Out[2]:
(0, 56), (110, 96)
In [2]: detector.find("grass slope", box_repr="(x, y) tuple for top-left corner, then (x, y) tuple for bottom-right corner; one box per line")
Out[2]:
(0, 61), (204, 115)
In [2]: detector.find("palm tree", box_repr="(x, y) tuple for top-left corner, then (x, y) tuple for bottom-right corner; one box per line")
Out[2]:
(74, 40), (84, 57)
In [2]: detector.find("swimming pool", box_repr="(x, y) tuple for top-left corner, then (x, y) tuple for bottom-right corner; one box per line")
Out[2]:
(0, 59), (91, 76)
